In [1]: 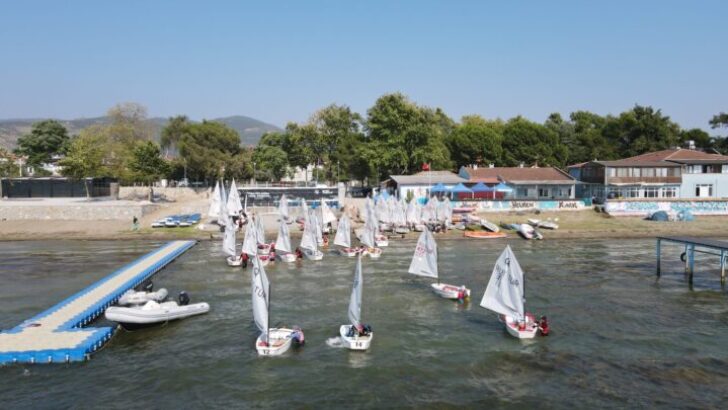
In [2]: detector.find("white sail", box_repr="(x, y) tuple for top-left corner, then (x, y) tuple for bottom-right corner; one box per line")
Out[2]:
(222, 215), (237, 257)
(376, 197), (389, 223)
(208, 181), (221, 218)
(442, 197), (453, 224)
(226, 179), (243, 216)
(436, 197), (449, 222)
(217, 182), (228, 226)
(275, 220), (292, 254)
(406, 200), (420, 224)
(300, 221), (318, 251)
(480, 245), (525, 321)
(251, 257), (270, 339)
(255, 214), (266, 245)
(321, 199), (337, 226)
(279, 194), (289, 221)
(348, 255), (363, 326)
(408, 229), (438, 279)
(242, 224), (258, 256)
(422, 197), (437, 222)
(334, 215), (351, 248)
(311, 211), (324, 246)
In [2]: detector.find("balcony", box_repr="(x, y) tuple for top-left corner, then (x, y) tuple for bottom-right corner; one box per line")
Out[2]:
(607, 176), (681, 184)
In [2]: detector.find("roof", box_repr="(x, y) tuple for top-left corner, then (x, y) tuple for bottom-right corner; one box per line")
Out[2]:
(389, 171), (466, 185)
(461, 166), (575, 185)
(450, 183), (473, 193)
(566, 162), (589, 169)
(592, 149), (728, 167)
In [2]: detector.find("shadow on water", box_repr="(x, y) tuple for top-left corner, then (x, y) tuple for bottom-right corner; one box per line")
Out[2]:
(1, 237), (728, 408)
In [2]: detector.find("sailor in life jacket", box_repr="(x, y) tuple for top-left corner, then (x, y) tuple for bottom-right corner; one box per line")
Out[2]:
(538, 316), (550, 336)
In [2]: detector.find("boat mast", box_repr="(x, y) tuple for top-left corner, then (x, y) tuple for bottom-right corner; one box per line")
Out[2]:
(267, 280), (271, 343)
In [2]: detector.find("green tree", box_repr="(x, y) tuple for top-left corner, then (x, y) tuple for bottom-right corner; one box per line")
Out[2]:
(679, 128), (713, 150)
(366, 93), (452, 177)
(225, 149), (254, 181)
(502, 116), (568, 167)
(128, 141), (170, 185)
(602, 105), (681, 158)
(252, 145), (288, 181)
(14, 120), (70, 167)
(59, 129), (110, 197)
(447, 115), (503, 168)
(0, 148), (20, 177)
(709, 112), (728, 130)
(160, 115), (190, 157)
(176, 120), (241, 182)
(309, 104), (364, 183)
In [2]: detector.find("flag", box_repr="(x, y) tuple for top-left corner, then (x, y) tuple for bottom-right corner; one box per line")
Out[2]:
(422, 163), (430, 171)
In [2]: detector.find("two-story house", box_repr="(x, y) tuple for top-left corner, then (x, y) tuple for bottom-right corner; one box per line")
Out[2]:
(569, 149), (728, 200)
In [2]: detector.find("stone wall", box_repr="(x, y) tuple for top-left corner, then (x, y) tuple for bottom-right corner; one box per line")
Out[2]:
(0, 199), (158, 220)
(119, 186), (210, 202)
(604, 199), (728, 216)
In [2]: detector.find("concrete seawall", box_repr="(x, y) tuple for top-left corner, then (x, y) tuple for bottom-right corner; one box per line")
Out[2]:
(0, 198), (158, 221)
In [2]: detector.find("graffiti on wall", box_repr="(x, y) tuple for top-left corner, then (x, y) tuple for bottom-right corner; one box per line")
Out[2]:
(451, 200), (586, 212)
(605, 200), (728, 215)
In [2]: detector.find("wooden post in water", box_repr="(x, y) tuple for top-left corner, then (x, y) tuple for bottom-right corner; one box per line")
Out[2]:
(656, 238), (661, 278)
(721, 250), (726, 287)
(684, 244), (689, 273)
(688, 244), (695, 285)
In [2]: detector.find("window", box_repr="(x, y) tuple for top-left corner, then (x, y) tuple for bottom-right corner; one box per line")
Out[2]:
(686, 165), (700, 174)
(616, 168), (629, 177)
(662, 187), (677, 198)
(644, 187), (659, 198)
(695, 184), (713, 198)
(538, 188), (549, 198)
(723, 165), (728, 174)
(607, 168), (616, 177)
(642, 168), (655, 177)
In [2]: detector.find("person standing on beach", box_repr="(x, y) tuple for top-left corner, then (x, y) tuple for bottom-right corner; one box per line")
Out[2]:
(132, 216), (139, 231)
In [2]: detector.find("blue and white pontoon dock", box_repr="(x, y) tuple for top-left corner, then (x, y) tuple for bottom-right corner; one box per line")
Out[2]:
(0, 240), (196, 365)
(656, 236), (728, 286)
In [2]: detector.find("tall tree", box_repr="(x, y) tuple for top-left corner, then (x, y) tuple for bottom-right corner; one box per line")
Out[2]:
(309, 104), (364, 183)
(0, 148), (21, 177)
(128, 141), (170, 185)
(14, 120), (70, 167)
(252, 145), (289, 181)
(106, 102), (154, 145)
(160, 115), (190, 157)
(176, 120), (241, 182)
(502, 116), (568, 167)
(447, 115), (503, 168)
(602, 105), (681, 158)
(59, 129), (110, 197)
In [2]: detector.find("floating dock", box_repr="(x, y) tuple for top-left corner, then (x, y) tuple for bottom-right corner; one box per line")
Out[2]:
(0, 240), (196, 365)
(656, 236), (728, 285)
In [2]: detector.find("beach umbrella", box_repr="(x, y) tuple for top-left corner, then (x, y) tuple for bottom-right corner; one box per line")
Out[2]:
(450, 183), (474, 199)
(471, 182), (495, 199)
(430, 183), (449, 193)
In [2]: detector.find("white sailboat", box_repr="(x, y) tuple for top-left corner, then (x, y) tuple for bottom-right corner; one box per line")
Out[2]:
(254, 214), (273, 255)
(275, 220), (296, 263)
(226, 179), (243, 217)
(339, 254), (373, 350)
(320, 198), (337, 234)
(208, 181), (222, 219)
(300, 219), (324, 260)
(408, 229), (470, 300)
(279, 194), (292, 224)
(252, 256), (304, 356)
(224, 212), (242, 266)
(217, 181), (228, 227)
(480, 245), (539, 339)
(334, 215), (358, 257)
(360, 205), (382, 258)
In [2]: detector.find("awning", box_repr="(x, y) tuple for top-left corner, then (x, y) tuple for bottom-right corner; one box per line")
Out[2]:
(494, 182), (513, 192)
(450, 183), (473, 194)
(430, 183), (449, 193)
(470, 182), (495, 192)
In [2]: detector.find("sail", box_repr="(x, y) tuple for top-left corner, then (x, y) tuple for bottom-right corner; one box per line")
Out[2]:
(300, 221), (317, 251)
(217, 182), (228, 226)
(255, 214), (266, 245)
(334, 215), (351, 248)
(311, 211), (324, 246)
(226, 179), (243, 216)
(242, 224), (258, 256)
(408, 229), (438, 279)
(222, 215), (237, 257)
(301, 198), (309, 224)
(208, 181), (221, 217)
(348, 255), (363, 326)
(275, 220), (292, 254)
(406, 200), (420, 224)
(251, 257), (270, 338)
(442, 197), (453, 224)
(436, 197), (448, 222)
(321, 199), (337, 226)
(480, 245), (525, 321)
(279, 194), (289, 221)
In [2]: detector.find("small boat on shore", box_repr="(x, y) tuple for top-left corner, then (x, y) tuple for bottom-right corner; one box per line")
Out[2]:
(464, 231), (507, 239)
(480, 219), (500, 232)
(516, 223), (543, 240)
(528, 218), (559, 230)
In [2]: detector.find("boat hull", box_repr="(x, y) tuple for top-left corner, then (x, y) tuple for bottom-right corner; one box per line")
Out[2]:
(256, 328), (294, 356)
(375, 236), (389, 247)
(277, 252), (297, 263)
(431, 283), (470, 300)
(105, 302), (210, 329)
(118, 288), (168, 305)
(226, 256), (242, 266)
(500, 315), (539, 339)
(339, 325), (373, 351)
(303, 248), (324, 261)
(364, 247), (382, 259)
(463, 231), (507, 239)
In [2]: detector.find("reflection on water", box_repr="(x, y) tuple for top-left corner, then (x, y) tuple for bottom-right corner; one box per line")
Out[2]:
(1, 238), (728, 408)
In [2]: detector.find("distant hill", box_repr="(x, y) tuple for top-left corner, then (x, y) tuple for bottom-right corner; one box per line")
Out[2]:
(0, 115), (281, 150)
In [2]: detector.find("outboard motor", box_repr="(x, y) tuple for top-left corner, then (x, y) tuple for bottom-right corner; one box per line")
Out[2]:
(178, 291), (190, 306)
(142, 281), (154, 292)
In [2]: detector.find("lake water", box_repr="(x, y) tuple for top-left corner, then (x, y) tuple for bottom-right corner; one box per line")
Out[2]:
(1, 238), (728, 409)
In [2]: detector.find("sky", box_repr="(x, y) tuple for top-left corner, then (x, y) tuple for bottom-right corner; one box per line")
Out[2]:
(1, 0), (726, 131)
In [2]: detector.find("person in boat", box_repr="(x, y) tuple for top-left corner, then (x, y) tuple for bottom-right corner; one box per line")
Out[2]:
(295, 247), (303, 259)
(322, 233), (329, 247)
(292, 325), (305, 345)
(456, 286), (468, 302)
(241, 252), (249, 268)
(538, 316), (550, 336)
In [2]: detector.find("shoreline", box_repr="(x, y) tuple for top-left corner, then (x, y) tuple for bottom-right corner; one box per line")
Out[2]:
(2, 212), (728, 242)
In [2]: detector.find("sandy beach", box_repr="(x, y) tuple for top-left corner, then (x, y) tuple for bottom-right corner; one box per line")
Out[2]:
(1, 196), (726, 241)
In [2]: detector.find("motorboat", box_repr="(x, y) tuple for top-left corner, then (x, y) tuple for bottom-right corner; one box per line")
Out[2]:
(105, 291), (210, 330)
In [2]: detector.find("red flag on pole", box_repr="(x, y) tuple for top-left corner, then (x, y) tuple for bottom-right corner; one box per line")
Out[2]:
(422, 163), (430, 171)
